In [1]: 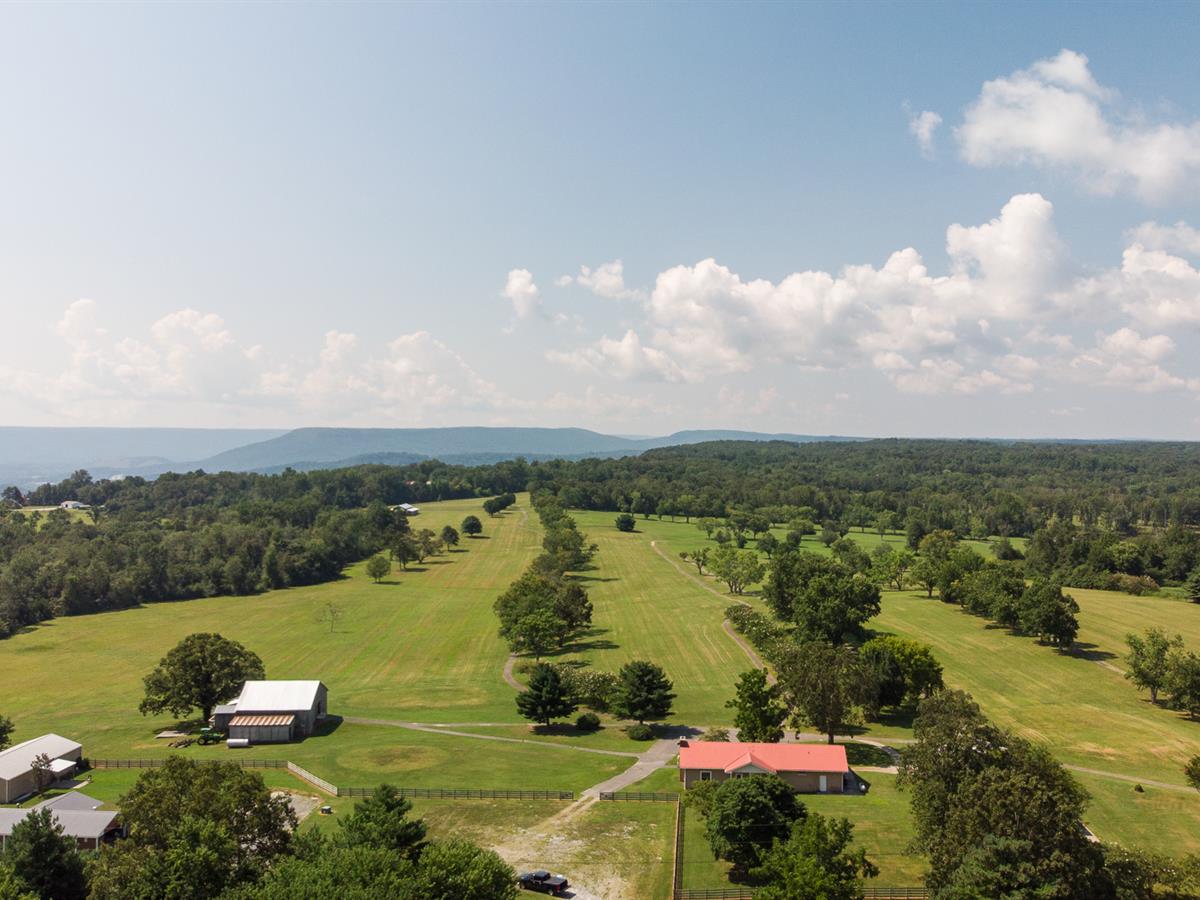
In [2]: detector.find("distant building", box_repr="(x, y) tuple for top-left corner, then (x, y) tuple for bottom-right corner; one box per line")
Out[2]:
(214, 680), (329, 744)
(0, 791), (120, 851)
(0, 734), (84, 803)
(59, 500), (87, 510)
(394, 503), (420, 516)
(677, 741), (849, 793)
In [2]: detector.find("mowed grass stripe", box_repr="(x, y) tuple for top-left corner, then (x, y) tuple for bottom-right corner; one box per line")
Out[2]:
(567, 511), (760, 724)
(872, 591), (1200, 784)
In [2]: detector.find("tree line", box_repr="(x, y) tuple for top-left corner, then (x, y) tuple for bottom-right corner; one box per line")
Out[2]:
(0, 756), (519, 900)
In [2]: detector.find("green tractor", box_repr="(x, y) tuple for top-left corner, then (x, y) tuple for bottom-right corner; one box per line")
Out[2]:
(198, 727), (222, 746)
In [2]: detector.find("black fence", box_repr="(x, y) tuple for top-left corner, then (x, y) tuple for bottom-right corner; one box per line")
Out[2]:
(337, 787), (574, 800)
(87, 758), (286, 769)
(599, 790), (679, 801)
(674, 887), (926, 900)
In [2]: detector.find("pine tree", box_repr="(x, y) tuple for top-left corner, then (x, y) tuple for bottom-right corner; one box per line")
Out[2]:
(516, 663), (578, 727)
(612, 660), (675, 725)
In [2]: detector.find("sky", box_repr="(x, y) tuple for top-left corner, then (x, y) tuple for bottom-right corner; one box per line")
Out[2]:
(2, 2), (1200, 438)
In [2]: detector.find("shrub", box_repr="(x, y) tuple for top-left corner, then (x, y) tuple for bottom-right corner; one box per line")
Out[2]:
(615, 513), (636, 532)
(1109, 573), (1159, 595)
(626, 723), (655, 741)
(700, 727), (731, 741)
(575, 712), (601, 732)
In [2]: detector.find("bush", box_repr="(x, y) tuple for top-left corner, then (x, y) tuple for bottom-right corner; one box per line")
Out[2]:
(615, 513), (636, 532)
(626, 723), (655, 741)
(1108, 573), (1159, 595)
(700, 727), (731, 741)
(575, 712), (601, 732)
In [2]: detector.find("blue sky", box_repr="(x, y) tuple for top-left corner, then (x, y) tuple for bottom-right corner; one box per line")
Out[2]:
(2, 2), (1199, 437)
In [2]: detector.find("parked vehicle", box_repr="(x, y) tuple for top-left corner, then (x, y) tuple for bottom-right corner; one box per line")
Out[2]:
(517, 870), (569, 895)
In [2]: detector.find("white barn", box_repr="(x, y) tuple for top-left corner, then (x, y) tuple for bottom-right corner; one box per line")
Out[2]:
(0, 734), (83, 804)
(216, 680), (328, 744)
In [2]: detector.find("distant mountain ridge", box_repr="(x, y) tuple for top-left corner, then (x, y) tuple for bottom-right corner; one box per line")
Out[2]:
(190, 426), (855, 474)
(0, 425), (854, 487)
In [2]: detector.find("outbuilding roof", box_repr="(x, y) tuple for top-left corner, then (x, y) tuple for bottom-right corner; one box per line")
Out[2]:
(228, 714), (295, 728)
(0, 792), (116, 840)
(677, 742), (849, 774)
(0, 734), (82, 782)
(235, 681), (324, 712)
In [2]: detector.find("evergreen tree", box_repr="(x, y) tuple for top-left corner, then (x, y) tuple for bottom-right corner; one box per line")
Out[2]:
(515, 663), (578, 727)
(338, 784), (427, 858)
(612, 660), (675, 724)
(2, 808), (87, 900)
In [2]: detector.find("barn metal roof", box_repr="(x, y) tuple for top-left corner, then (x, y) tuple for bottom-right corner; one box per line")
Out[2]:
(235, 680), (324, 712)
(0, 734), (82, 782)
(228, 714), (296, 728)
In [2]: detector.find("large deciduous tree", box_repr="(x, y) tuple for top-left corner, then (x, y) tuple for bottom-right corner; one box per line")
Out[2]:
(776, 642), (872, 744)
(755, 813), (878, 900)
(726, 669), (787, 743)
(703, 774), (805, 874)
(138, 632), (264, 723)
(460, 515), (483, 538)
(1125, 627), (1183, 703)
(612, 660), (675, 725)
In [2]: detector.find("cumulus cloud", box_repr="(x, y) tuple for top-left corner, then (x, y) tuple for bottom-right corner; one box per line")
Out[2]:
(956, 49), (1200, 202)
(545, 195), (1200, 399)
(1068, 327), (1197, 392)
(907, 108), (943, 158)
(560, 259), (644, 301)
(502, 268), (541, 319)
(1, 302), (518, 425)
(546, 329), (685, 382)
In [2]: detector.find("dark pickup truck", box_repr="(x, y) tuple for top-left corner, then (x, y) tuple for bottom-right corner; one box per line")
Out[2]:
(517, 870), (570, 895)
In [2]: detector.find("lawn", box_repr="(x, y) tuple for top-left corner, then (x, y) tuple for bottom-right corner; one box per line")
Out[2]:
(870, 590), (1200, 786)
(678, 773), (925, 890)
(0, 497), (536, 750)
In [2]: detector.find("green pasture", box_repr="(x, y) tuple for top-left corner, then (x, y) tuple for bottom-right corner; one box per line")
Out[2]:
(870, 590), (1200, 785)
(678, 772), (923, 890)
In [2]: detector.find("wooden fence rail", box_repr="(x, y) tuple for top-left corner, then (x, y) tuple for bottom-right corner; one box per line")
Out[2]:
(336, 787), (573, 800)
(674, 888), (926, 900)
(599, 790), (678, 802)
(87, 758), (286, 769)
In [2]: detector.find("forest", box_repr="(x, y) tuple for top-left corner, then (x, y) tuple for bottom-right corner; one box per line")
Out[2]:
(5, 438), (1200, 637)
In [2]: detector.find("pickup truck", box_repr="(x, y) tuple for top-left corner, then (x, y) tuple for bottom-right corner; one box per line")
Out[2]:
(516, 870), (570, 895)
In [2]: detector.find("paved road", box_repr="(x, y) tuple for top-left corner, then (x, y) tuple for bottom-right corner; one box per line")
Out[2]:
(581, 738), (681, 797)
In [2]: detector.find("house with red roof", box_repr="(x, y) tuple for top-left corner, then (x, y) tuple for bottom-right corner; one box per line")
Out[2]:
(677, 741), (850, 793)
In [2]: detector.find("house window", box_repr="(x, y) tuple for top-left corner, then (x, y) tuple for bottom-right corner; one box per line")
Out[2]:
(699, 771), (712, 781)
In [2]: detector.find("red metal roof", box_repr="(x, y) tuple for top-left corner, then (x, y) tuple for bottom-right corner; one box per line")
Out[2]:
(678, 741), (849, 774)
(228, 715), (295, 728)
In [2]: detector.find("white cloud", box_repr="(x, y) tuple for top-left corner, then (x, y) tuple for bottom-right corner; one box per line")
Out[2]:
(546, 329), (686, 383)
(502, 268), (541, 319)
(1067, 327), (1195, 392)
(545, 196), (1200, 399)
(907, 108), (943, 158)
(562, 259), (644, 301)
(956, 49), (1200, 202)
(1127, 221), (1200, 257)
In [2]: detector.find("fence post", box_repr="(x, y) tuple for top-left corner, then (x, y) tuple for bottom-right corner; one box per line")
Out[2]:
(672, 799), (684, 899)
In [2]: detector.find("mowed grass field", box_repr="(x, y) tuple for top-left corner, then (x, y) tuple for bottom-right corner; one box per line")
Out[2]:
(0, 497), (629, 791)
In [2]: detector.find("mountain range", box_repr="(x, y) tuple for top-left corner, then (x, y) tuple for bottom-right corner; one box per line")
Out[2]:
(0, 426), (853, 488)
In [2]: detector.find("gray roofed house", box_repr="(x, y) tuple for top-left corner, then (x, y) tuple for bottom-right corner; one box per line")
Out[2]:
(0, 734), (83, 803)
(0, 792), (119, 851)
